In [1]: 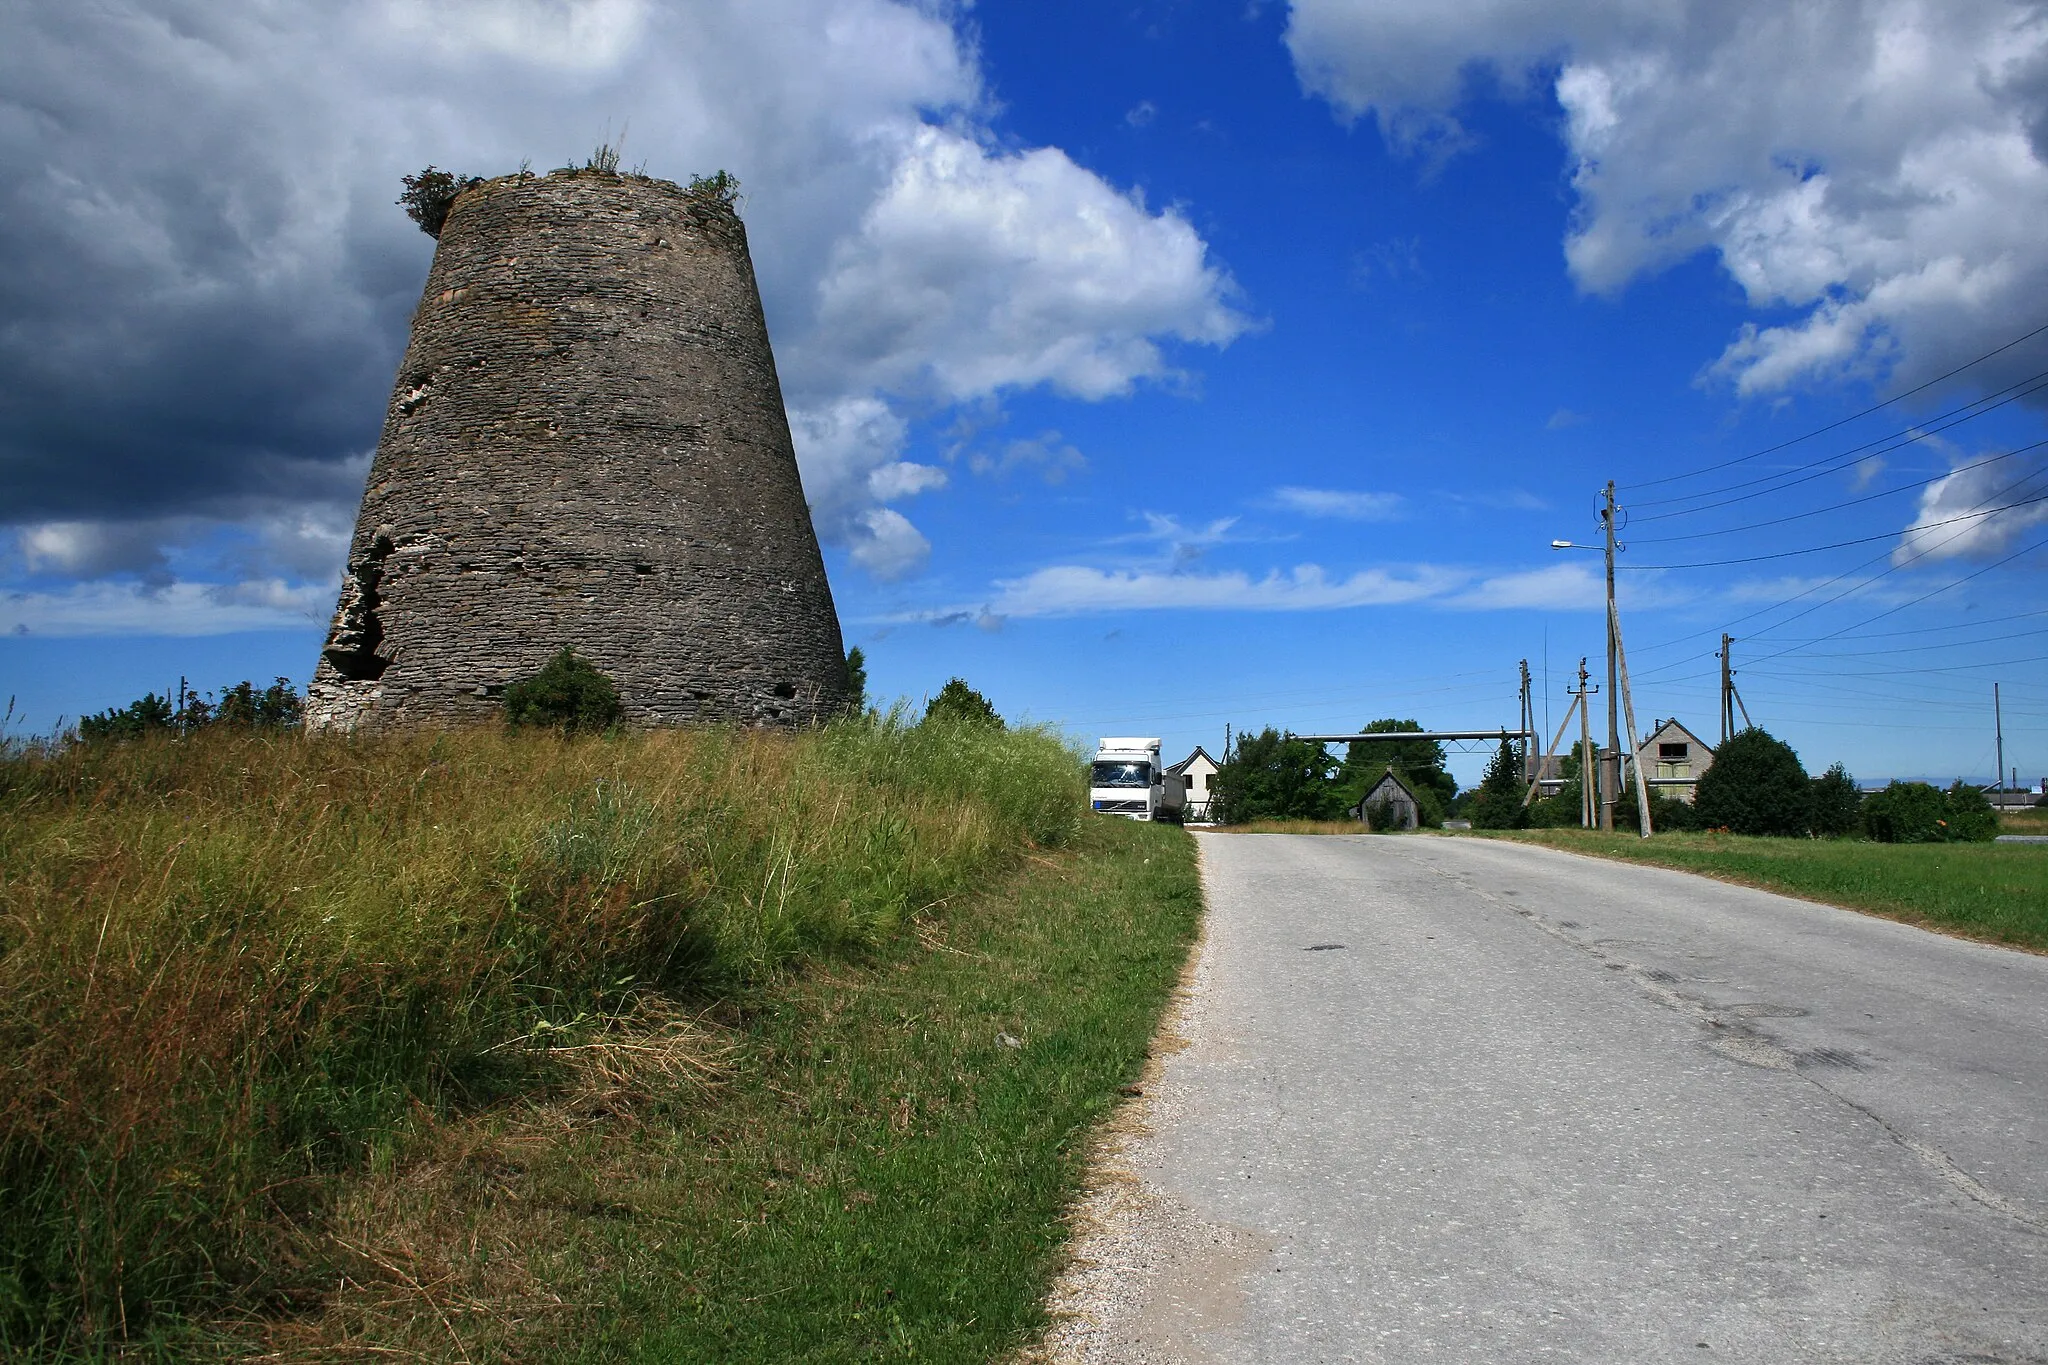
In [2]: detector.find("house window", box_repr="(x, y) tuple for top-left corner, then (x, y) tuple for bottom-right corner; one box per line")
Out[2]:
(1659, 742), (1688, 760)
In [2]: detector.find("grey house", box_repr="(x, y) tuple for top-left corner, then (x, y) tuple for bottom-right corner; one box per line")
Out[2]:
(1348, 767), (1421, 830)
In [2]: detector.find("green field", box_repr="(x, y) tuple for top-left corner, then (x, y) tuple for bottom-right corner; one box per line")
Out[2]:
(1, 720), (1198, 1358)
(1471, 828), (2048, 952)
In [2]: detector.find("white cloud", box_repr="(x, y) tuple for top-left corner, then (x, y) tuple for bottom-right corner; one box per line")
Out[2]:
(1893, 450), (2048, 564)
(792, 124), (1249, 405)
(847, 507), (932, 581)
(1444, 561), (1606, 611)
(1, 580), (330, 637)
(1285, 0), (2048, 397)
(982, 563), (1461, 617)
(1269, 486), (1405, 520)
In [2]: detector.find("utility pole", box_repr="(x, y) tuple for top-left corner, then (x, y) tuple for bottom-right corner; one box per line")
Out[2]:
(1572, 657), (1599, 829)
(1600, 481), (1620, 832)
(1995, 683), (2005, 807)
(1718, 635), (1733, 746)
(1610, 597), (1654, 837)
(1716, 635), (1750, 742)
(1519, 659), (1534, 783)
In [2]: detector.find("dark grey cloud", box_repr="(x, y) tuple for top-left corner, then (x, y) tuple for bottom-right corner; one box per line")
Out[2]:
(0, 0), (1243, 629)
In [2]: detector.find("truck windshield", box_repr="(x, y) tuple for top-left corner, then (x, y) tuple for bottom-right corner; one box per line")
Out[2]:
(1091, 760), (1152, 788)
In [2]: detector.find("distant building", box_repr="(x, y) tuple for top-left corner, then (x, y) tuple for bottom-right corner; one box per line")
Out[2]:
(1167, 746), (1220, 823)
(1635, 719), (1715, 803)
(1348, 766), (1421, 830)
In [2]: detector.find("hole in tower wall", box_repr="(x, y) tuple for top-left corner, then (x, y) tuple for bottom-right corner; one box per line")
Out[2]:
(773, 681), (797, 699)
(323, 535), (395, 682)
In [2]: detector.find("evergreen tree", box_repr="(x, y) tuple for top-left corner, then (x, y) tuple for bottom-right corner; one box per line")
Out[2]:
(1467, 737), (1528, 830)
(924, 678), (1002, 728)
(844, 646), (869, 715)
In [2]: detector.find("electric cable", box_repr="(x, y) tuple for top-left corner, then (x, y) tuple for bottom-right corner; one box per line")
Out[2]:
(1620, 489), (2048, 569)
(1625, 317), (2048, 493)
(1629, 372), (2048, 519)
(1629, 440), (2047, 544)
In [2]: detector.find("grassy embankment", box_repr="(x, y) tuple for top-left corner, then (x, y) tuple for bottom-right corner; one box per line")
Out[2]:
(0, 719), (1200, 1358)
(1471, 827), (2048, 951)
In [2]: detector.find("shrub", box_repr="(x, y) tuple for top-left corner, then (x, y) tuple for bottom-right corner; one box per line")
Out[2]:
(397, 166), (481, 238)
(686, 168), (741, 206)
(1693, 727), (1810, 836)
(1808, 762), (1862, 838)
(1862, 780), (1946, 843)
(76, 692), (175, 742)
(502, 649), (623, 734)
(1857, 779), (1994, 843)
(923, 679), (1002, 729)
(1621, 788), (1699, 834)
(1940, 780), (1999, 843)
(1363, 795), (1398, 832)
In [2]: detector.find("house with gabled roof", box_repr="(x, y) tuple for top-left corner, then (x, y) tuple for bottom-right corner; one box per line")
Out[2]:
(1635, 718), (1714, 803)
(1166, 746), (1220, 824)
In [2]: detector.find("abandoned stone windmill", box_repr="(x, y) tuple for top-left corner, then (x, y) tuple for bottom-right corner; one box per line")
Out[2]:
(306, 165), (848, 731)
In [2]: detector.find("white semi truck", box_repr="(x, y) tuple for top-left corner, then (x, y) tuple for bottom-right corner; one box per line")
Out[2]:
(1091, 737), (1168, 820)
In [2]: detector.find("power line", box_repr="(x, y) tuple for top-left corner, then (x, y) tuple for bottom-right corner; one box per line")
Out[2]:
(1627, 457), (2048, 658)
(1629, 440), (2047, 544)
(1631, 372), (2048, 519)
(1742, 532), (2048, 668)
(1760, 624), (2048, 661)
(1620, 489), (2048, 569)
(1625, 316), (2048, 493)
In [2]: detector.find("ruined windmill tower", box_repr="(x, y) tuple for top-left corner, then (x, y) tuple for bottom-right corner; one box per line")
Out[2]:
(308, 168), (849, 730)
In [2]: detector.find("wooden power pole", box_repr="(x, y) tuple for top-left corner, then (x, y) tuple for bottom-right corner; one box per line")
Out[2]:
(1519, 659), (1534, 783)
(1996, 683), (2006, 807)
(1600, 482), (1620, 832)
(1573, 657), (1598, 828)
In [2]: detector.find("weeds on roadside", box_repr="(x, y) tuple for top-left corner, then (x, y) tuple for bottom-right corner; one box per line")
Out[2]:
(0, 714), (1082, 1350)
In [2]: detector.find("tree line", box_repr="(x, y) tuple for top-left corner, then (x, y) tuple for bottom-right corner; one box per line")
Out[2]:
(1210, 721), (2007, 843)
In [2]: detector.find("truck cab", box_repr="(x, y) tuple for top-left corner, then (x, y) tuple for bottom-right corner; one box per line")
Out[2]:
(1091, 737), (1164, 820)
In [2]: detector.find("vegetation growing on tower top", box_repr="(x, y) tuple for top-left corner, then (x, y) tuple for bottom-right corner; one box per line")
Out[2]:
(397, 165), (482, 238)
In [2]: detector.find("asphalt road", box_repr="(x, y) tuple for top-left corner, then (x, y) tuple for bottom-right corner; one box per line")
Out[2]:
(1045, 833), (2048, 1365)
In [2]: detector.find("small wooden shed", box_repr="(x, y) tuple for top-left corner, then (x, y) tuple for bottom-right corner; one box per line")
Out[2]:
(1349, 767), (1420, 830)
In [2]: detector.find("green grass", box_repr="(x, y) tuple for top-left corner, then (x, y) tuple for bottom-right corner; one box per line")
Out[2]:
(246, 815), (1200, 1360)
(0, 716), (1097, 1353)
(559, 815), (1198, 1361)
(1468, 828), (2048, 951)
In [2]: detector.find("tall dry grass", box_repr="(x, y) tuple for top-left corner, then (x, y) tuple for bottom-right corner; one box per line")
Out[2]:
(0, 713), (1082, 1351)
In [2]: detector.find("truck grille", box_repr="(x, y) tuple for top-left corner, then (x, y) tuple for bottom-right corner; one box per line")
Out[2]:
(1094, 799), (1149, 815)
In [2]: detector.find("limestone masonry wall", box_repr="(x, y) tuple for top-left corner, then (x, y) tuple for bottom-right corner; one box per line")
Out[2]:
(308, 171), (849, 731)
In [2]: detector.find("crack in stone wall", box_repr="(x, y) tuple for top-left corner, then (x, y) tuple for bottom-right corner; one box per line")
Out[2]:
(307, 172), (849, 732)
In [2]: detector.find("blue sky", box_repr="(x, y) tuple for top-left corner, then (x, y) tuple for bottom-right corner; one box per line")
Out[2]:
(4, 0), (2045, 789)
